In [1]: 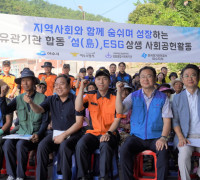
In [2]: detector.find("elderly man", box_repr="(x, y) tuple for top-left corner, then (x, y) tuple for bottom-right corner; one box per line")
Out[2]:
(116, 66), (172, 180)
(172, 64), (200, 180)
(0, 69), (48, 180)
(24, 74), (84, 180)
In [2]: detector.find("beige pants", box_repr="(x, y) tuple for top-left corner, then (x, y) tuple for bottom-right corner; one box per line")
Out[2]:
(178, 145), (200, 180)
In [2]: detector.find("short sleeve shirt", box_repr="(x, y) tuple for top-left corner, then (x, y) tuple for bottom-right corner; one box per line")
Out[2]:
(83, 90), (122, 136)
(0, 73), (17, 96)
(38, 73), (57, 96)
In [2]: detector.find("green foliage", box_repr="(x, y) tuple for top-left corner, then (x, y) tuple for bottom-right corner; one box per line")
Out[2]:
(128, 0), (200, 27)
(128, 0), (200, 71)
(0, 0), (111, 22)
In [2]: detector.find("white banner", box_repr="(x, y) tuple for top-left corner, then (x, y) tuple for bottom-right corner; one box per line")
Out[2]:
(0, 13), (200, 62)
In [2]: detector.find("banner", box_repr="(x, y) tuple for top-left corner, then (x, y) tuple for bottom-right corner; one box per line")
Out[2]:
(0, 13), (200, 62)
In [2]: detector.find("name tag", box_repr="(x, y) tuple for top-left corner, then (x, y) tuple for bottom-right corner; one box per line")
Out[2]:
(91, 102), (98, 106)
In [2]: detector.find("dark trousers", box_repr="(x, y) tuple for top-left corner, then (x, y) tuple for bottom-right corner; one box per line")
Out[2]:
(76, 133), (118, 179)
(120, 135), (168, 180)
(36, 131), (82, 180)
(3, 139), (38, 178)
(0, 135), (6, 170)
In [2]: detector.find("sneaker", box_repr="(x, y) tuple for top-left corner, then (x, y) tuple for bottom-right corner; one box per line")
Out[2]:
(16, 178), (24, 180)
(7, 176), (15, 180)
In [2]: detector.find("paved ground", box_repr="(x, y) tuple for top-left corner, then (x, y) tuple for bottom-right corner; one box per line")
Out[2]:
(0, 165), (180, 180)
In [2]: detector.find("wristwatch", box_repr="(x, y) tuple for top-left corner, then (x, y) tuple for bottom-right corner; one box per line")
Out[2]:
(161, 136), (168, 141)
(106, 131), (113, 136)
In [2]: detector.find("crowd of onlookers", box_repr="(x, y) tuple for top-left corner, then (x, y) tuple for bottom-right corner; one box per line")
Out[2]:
(0, 60), (200, 180)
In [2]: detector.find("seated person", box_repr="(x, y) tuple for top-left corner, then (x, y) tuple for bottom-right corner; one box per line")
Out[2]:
(84, 82), (97, 128)
(118, 83), (132, 145)
(116, 66), (172, 180)
(0, 82), (13, 173)
(73, 68), (86, 96)
(24, 74), (84, 180)
(75, 68), (121, 179)
(172, 64), (200, 180)
(0, 69), (48, 180)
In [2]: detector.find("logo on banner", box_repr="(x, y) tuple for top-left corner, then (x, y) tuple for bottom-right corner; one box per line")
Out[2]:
(148, 54), (167, 61)
(105, 52), (112, 58)
(141, 53), (147, 59)
(36, 51), (46, 56)
(112, 52), (132, 59)
(80, 52), (95, 58)
(70, 52), (79, 57)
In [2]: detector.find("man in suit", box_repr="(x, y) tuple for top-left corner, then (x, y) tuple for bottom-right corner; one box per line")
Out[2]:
(172, 64), (200, 180)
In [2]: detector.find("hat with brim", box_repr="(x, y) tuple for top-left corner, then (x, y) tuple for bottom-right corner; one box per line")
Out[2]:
(171, 78), (183, 87)
(79, 68), (86, 73)
(39, 80), (47, 86)
(41, 62), (54, 68)
(63, 64), (70, 69)
(124, 83), (132, 90)
(2, 60), (10, 66)
(15, 69), (40, 84)
(95, 68), (110, 78)
(158, 86), (175, 94)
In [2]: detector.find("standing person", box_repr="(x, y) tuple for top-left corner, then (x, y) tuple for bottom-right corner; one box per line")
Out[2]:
(172, 78), (184, 95)
(73, 68), (86, 96)
(156, 72), (166, 85)
(161, 67), (170, 84)
(116, 66), (172, 180)
(23, 74), (84, 180)
(132, 73), (140, 91)
(0, 60), (17, 99)
(62, 64), (75, 89)
(171, 78), (184, 101)
(172, 64), (200, 180)
(38, 62), (57, 96)
(169, 72), (178, 87)
(0, 81), (13, 173)
(85, 66), (95, 82)
(36, 81), (47, 95)
(0, 69), (48, 180)
(75, 68), (121, 179)
(109, 63), (117, 90)
(116, 62), (132, 86)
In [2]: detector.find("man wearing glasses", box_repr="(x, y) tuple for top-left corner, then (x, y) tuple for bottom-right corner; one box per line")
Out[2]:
(116, 66), (172, 180)
(172, 64), (200, 180)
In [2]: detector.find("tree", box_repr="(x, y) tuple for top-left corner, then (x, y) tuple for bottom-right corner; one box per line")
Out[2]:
(128, 0), (200, 71)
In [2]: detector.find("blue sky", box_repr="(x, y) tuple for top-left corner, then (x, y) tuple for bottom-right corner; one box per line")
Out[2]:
(45, 0), (137, 23)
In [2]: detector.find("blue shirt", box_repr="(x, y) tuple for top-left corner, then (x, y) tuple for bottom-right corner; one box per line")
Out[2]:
(85, 76), (95, 82)
(109, 74), (117, 89)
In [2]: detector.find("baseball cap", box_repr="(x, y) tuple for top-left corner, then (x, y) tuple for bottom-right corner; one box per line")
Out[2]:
(95, 67), (110, 78)
(79, 68), (86, 73)
(63, 64), (70, 69)
(39, 80), (47, 86)
(2, 60), (10, 66)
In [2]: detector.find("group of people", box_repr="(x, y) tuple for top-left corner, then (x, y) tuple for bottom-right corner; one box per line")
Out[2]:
(0, 60), (199, 180)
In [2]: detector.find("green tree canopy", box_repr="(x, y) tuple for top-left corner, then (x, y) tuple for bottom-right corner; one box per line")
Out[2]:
(128, 0), (200, 72)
